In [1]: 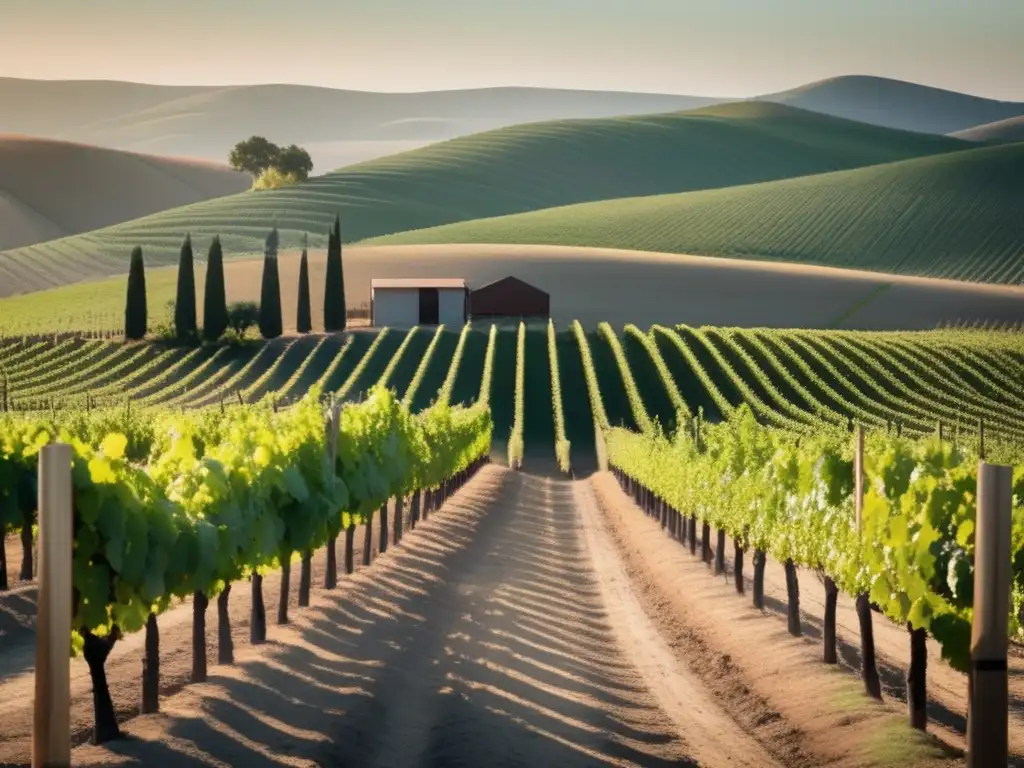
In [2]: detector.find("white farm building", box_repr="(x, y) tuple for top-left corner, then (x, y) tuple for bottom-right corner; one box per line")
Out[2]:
(370, 278), (468, 327)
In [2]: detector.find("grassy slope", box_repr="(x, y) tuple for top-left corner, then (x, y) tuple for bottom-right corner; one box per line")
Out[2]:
(343, 331), (406, 402)
(409, 330), (460, 413)
(449, 328), (489, 407)
(556, 331), (597, 460)
(761, 75), (1024, 135)
(383, 330), (432, 400)
(0, 102), (968, 294)
(375, 142), (1024, 284)
(522, 328), (555, 451)
(488, 329), (518, 450)
(951, 116), (1024, 143)
(0, 135), (248, 252)
(587, 331), (636, 432)
(621, 332), (679, 433)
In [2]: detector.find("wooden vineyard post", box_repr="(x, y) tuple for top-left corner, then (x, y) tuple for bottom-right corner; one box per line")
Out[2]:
(967, 461), (1012, 768)
(854, 425), (882, 699)
(33, 444), (73, 768)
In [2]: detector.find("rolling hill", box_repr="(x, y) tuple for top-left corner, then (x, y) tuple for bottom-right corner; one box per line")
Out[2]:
(0, 102), (969, 296)
(0, 77), (722, 171)
(0, 135), (248, 251)
(371, 142), (1024, 285)
(2, 244), (1023, 337)
(951, 116), (1024, 143)
(761, 75), (1024, 135)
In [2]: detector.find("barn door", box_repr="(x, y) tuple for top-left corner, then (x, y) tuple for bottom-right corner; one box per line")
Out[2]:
(419, 288), (439, 324)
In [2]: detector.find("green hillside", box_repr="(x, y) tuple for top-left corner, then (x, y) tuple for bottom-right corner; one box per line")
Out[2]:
(761, 75), (1024, 135)
(0, 102), (967, 295)
(373, 142), (1024, 284)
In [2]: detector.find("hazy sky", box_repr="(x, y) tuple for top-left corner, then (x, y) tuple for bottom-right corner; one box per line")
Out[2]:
(2, 0), (1021, 99)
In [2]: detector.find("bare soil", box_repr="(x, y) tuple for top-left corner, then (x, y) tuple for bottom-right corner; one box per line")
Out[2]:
(1, 467), (999, 767)
(1, 510), (384, 765)
(3, 467), (731, 767)
(588, 472), (962, 768)
(215, 244), (1024, 332)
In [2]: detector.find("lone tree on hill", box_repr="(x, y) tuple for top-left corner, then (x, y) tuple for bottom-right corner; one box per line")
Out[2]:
(259, 228), (283, 339)
(203, 235), (228, 342)
(125, 246), (147, 340)
(175, 233), (198, 342)
(323, 214), (347, 331)
(229, 137), (314, 182)
(228, 136), (281, 178)
(276, 145), (314, 181)
(297, 233), (312, 333)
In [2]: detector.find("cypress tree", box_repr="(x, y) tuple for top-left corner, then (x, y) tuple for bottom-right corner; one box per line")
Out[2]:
(174, 233), (198, 342)
(203, 235), (228, 341)
(124, 246), (147, 340)
(323, 214), (347, 331)
(296, 233), (312, 333)
(259, 228), (283, 339)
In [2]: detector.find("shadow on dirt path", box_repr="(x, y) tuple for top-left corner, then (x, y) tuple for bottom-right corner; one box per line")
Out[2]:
(69, 466), (699, 767)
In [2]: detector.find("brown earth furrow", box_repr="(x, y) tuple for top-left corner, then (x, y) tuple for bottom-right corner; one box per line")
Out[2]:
(589, 471), (962, 768)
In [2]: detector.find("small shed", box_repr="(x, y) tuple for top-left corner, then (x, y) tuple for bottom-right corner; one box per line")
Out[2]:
(371, 278), (468, 327)
(469, 276), (550, 319)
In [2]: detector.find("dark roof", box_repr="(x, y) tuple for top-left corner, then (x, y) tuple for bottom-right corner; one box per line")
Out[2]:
(471, 275), (548, 296)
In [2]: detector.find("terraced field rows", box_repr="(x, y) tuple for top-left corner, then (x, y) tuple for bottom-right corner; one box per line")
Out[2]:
(0, 102), (970, 293)
(375, 142), (1024, 284)
(2, 325), (1022, 468)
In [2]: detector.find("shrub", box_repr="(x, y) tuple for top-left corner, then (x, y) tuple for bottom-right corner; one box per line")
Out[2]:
(252, 168), (302, 190)
(228, 301), (260, 337)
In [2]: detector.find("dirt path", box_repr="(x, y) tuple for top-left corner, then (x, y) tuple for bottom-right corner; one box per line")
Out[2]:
(4, 464), (973, 767)
(13, 464), (762, 767)
(589, 472), (959, 768)
(0, 508), (389, 765)
(690, 505), (1024, 762)
(571, 480), (778, 767)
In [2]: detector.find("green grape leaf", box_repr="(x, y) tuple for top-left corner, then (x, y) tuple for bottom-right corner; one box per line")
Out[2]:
(100, 433), (128, 461)
(112, 593), (151, 634)
(930, 612), (971, 674)
(74, 559), (112, 631)
(74, 524), (101, 562)
(120, 512), (149, 585)
(76, 489), (101, 526)
(869, 572), (892, 608)
(888, 515), (908, 548)
(907, 596), (934, 631)
(88, 457), (116, 485)
(955, 519), (974, 549)
(97, 497), (126, 573)
(142, 567), (165, 604)
(283, 466), (310, 503)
